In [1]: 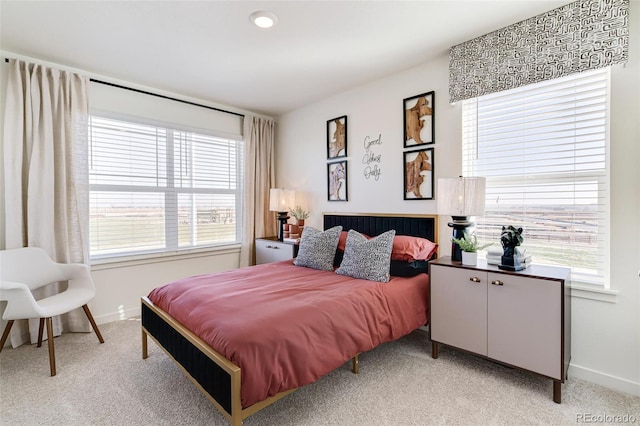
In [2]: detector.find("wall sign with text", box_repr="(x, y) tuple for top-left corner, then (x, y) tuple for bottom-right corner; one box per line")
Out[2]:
(362, 133), (382, 182)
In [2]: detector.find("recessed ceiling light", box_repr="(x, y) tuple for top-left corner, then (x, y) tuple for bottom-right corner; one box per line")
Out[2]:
(249, 11), (278, 29)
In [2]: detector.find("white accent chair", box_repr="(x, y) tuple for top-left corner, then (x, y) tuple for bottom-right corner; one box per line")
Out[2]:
(0, 247), (104, 376)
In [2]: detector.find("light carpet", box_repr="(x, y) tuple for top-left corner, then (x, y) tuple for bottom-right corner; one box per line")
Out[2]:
(0, 319), (638, 425)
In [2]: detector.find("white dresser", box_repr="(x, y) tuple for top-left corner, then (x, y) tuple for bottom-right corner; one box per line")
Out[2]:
(429, 256), (571, 403)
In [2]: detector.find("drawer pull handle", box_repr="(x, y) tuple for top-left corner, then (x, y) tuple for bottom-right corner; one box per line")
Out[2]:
(491, 280), (504, 286)
(469, 277), (481, 283)
(266, 245), (279, 249)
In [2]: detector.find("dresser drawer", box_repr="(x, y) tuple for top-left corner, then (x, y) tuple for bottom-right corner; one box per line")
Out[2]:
(255, 238), (296, 264)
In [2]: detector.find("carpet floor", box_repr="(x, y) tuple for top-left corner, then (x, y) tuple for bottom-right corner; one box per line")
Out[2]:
(0, 318), (638, 425)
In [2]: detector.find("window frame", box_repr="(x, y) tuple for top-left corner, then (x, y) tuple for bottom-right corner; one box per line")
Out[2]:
(88, 111), (244, 261)
(461, 68), (611, 289)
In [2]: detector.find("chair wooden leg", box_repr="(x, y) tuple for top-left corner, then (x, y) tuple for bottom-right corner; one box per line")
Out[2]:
(37, 318), (45, 347)
(82, 305), (104, 344)
(0, 320), (15, 352)
(46, 317), (56, 376)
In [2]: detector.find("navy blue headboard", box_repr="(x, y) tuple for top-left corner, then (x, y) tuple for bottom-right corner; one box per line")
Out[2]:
(323, 213), (438, 244)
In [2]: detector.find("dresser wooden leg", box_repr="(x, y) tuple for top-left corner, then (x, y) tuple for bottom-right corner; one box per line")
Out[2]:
(431, 341), (439, 359)
(553, 380), (561, 403)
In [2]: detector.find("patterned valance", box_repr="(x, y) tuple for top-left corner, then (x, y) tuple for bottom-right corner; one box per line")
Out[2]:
(449, 0), (629, 103)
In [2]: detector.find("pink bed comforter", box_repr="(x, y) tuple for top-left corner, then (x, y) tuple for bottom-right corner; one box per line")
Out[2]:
(147, 260), (429, 408)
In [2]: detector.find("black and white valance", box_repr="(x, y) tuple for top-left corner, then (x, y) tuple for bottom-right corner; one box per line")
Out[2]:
(449, 0), (629, 103)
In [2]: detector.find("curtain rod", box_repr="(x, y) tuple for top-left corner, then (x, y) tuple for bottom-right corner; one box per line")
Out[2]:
(89, 79), (245, 118)
(4, 57), (245, 118)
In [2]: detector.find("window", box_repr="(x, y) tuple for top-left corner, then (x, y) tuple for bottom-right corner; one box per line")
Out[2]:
(462, 68), (609, 286)
(89, 115), (243, 259)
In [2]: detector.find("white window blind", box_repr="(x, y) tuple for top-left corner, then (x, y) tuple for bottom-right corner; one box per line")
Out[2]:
(89, 115), (243, 259)
(462, 68), (609, 286)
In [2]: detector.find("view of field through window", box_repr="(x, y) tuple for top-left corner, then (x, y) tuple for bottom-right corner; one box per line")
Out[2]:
(463, 69), (608, 284)
(89, 116), (241, 258)
(476, 204), (601, 274)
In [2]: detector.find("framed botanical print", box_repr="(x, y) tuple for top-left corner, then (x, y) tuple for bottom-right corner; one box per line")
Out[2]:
(327, 161), (348, 201)
(403, 91), (434, 148)
(403, 148), (434, 200)
(327, 115), (347, 159)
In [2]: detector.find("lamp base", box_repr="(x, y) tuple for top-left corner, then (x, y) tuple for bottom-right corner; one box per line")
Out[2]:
(448, 216), (474, 262)
(276, 212), (289, 241)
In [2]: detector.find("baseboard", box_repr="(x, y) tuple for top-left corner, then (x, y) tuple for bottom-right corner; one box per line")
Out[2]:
(569, 363), (640, 397)
(94, 306), (141, 325)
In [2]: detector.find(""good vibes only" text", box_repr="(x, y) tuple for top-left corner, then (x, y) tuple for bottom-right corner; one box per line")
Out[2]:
(363, 134), (382, 181)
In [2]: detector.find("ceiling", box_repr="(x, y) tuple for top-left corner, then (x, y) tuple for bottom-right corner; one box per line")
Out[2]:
(0, 0), (572, 117)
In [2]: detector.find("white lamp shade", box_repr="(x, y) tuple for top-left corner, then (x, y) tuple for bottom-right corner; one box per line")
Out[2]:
(437, 177), (486, 216)
(269, 188), (295, 212)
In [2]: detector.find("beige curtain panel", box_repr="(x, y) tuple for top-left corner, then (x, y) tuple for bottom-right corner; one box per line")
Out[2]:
(240, 115), (276, 267)
(2, 59), (90, 347)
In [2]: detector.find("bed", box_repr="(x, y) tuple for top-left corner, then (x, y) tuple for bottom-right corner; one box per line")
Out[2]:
(141, 213), (438, 425)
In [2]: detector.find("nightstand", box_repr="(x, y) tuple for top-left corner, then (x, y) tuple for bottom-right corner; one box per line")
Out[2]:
(429, 256), (571, 403)
(255, 237), (299, 265)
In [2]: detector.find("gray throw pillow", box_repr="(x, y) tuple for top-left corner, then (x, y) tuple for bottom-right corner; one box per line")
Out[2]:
(336, 229), (396, 282)
(293, 226), (342, 271)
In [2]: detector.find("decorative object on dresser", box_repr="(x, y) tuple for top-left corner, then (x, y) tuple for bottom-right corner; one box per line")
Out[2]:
(403, 91), (434, 147)
(451, 231), (492, 266)
(429, 257), (571, 404)
(289, 205), (309, 227)
(327, 115), (347, 159)
(487, 246), (531, 266)
(269, 188), (295, 241)
(436, 176), (486, 261)
(499, 225), (526, 271)
(403, 147), (434, 200)
(288, 224), (300, 239)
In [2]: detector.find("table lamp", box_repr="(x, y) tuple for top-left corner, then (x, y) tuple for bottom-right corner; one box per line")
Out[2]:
(269, 188), (295, 241)
(437, 177), (486, 261)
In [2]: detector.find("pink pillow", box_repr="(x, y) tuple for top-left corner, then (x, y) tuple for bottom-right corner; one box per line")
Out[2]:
(391, 235), (438, 261)
(338, 230), (370, 251)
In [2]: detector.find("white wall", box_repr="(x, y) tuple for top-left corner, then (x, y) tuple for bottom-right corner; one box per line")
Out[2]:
(275, 9), (640, 396)
(90, 249), (240, 323)
(276, 53), (457, 246)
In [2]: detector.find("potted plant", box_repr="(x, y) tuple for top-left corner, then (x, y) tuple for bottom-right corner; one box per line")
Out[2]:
(290, 206), (310, 226)
(452, 231), (492, 265)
